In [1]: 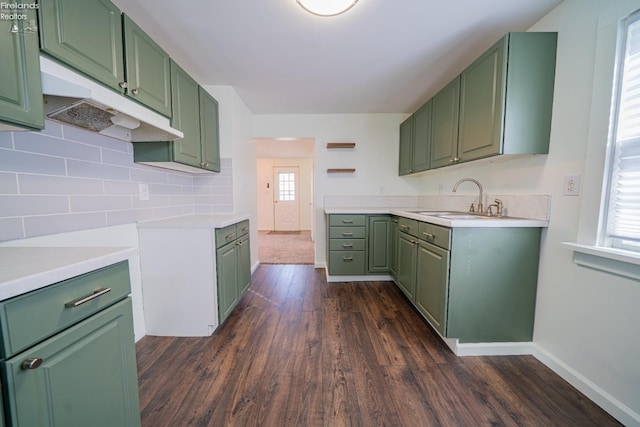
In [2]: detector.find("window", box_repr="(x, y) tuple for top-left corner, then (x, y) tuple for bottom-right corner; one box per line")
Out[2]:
(602, 9), (640, 253)
(278, 172), (296, 201)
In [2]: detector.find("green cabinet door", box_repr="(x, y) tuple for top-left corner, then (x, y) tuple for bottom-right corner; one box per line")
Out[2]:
(458, 37), (507, 162)
(430, 76), (460, 168)
(217, 241), (239, 324)
(396, 232), (417, 302)
(398, 115), (413, 175)
(237, 236), (251, 294)
(39, 0), (125, 92)
(415, 241), (450, 336)
(199, 87), (221, 172)
(367, 216), (390, 274)
(123, 15), (172, 117)
(389, 217), (398, 277)
(1, 299), (140, 427)
(412, 100), (432, 172)
(0, 3), (44, 130)
(170, 61), (202, 168)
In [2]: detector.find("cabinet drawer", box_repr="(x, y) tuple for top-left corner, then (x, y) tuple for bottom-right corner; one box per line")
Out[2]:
(418, 222), (451, 250)
(237, 220), (250, 238)
(329, 239), (366, 251)
(328, 251), (365, 275)
(329, 215), (366, 227)
(215, 224), (237, 248)
(398, 217), (419, 238)
(329, 227), (366, 239)
(0, 261), (131, 359)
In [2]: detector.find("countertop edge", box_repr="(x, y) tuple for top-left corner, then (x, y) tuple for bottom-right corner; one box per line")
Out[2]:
(324, 208), (549, 228)
(0, 247), (137, 301)
(137, 214), (251, 229)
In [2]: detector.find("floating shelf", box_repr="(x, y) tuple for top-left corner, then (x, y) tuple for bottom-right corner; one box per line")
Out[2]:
(327, 168), (356, 173)
(326, 142), (356, 149)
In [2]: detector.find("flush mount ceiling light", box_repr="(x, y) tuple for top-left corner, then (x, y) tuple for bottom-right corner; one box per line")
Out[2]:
(296, 0), (359, 17)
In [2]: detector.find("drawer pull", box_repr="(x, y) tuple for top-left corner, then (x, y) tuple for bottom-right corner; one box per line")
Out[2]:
(21, 357), (43, 370)
(400, 224), (409, 230)
(342, 244), (353, 248)
(64, 288), (112, 308)
(342, 232), (353, 236)
(342, 219), (353, 224)
(422, 232), (435, 239)
(226, 233), (236, 240)
(241, 227), (249, 232)
(343, 256), (354, 261)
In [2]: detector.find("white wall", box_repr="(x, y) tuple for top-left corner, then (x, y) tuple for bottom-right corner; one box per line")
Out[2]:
(252, 2), (640, 423)
(203, 86), (259, 270)
(256, 157), (314, 231)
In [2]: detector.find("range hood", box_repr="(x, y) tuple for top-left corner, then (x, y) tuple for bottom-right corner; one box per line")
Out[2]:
(40, 56), (183, 142)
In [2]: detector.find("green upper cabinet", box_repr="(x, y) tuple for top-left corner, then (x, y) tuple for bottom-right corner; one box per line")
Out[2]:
(133, 62), (221, 173)
(199, 87), (221, 172)
(170, 61), (202, 168)
(0, 3), (44, 131)
(430, 76), (460, 169)
(398, 115), (413, 175)
(398, 100), (431, 175)
(412, 100), (432, 173)
(39, 0), (125, 93)
(122, 15), (172, 117)
(458, 32), (557, 162)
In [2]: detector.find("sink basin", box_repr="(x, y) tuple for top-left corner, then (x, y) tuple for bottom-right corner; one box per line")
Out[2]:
(415, 211), (497, 219)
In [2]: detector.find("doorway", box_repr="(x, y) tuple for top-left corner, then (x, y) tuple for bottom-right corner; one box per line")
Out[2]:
(255, 138), (315, 265)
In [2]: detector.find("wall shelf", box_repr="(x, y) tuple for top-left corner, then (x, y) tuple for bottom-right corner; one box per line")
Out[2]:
(327, 168), (356, 173)
(326, 142), (356, 149)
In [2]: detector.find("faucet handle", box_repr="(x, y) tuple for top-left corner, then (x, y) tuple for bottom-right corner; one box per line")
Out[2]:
(493, 199), (504, 217)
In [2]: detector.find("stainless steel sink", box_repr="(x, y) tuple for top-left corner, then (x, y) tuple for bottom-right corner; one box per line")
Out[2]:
(416, 211), (498, 219)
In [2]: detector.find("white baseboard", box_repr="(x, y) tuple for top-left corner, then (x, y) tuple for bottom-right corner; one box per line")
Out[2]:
(532, 345), (640, 427)
(454, 341), (536, 356)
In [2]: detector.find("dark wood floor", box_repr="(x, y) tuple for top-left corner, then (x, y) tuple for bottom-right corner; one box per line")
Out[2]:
(136, 264), (621, 426)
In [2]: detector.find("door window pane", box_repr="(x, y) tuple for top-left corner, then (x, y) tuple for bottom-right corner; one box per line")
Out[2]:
(278, 172), (296, 201)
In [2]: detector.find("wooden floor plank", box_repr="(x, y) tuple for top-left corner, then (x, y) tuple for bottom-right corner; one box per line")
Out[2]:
(136, 265), (622, 427)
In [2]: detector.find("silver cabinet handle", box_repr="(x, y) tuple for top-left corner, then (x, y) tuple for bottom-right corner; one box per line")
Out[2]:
(342, 232), (353, 236)
(343, 256), (353, 261)
(119, 81), (128, 89)
(22, 358), (43, 370)
(422, 232), (435, 239)
(242, 227), (249, 232)
(64, 288), (111, 308)
(342, 219), (353, 224)
(225, 233), (236, 240)
(342, 243), (353, 248)
(131, 88), (140, 95)
(400, 224), (409, 230)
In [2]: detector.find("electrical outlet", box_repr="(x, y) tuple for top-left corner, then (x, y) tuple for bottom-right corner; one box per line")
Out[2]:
(563, 175), (581, 196)
(139, 183), (150, 201)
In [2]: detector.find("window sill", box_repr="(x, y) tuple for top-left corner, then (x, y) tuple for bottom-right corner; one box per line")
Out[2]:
(562, 242), (640, 281)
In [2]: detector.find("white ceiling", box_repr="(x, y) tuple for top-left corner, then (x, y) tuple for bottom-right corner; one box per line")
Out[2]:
(112, 0), (563, 114)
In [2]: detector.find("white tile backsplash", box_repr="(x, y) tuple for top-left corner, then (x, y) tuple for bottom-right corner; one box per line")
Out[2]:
(0, 120), (234, 242)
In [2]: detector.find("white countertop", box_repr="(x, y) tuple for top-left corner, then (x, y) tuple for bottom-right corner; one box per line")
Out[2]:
(325, 207), (549, 228)
(137, 214), (251, 229)
(0, 247), (137, 301)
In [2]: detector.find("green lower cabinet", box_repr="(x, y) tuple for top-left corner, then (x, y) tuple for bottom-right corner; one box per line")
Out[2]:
(389, 217), (399, 277)
(1, 299), (140, 427)
(415, 241), (450, 336)
(395, 231), (418, 302)
(216, 222), (251, 324)
(0, 2), (44, 131)
(217, 241), (239, 324)
(367, 216), (391, 274)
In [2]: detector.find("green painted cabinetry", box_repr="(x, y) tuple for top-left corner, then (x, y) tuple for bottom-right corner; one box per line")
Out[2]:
(458, 32), (557, 162)
(133, 63), (221, 173)
(216, 220), (251, 324)
(0, 262), (140, 427)
(430, 76), (461, 169)
(123, 15), (172, 117)
(389, 216), (399, 277)
(327, 215), (366, 275)
(398, 100), (432, 175)
(397, 220), (542, 343)
(401, 32), (557, 174)
(367, 216), (392, 274)
(39, 0), (125, 93)
(0, 2), (44, 131)
(398, 116), (413, 175)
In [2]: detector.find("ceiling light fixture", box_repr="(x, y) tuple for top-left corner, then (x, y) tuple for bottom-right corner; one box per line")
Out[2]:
(296, 0), (359, 17)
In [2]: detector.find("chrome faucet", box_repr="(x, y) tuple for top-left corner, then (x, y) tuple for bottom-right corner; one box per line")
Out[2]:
(487, 199), (504, 217)
(452, 178), (484, 213)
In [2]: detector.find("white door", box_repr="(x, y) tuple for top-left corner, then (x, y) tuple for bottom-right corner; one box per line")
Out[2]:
(273, 167), (300, 231)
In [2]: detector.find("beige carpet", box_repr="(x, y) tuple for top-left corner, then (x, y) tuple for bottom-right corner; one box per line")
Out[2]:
(258, 231), (314, 264)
